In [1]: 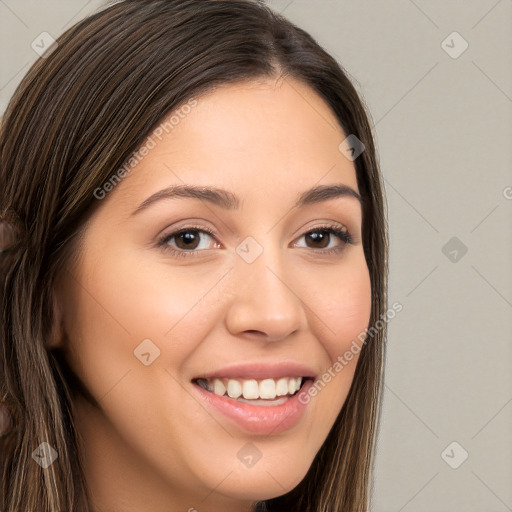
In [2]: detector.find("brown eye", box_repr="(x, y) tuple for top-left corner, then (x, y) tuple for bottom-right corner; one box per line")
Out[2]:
(294, 225), (353, 254)
(304, 230), (332, 249)
(174, 230), (202, 250)
(157, 226), (219, 259)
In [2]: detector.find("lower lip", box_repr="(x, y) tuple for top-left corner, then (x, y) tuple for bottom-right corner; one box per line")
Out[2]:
(192, 379), (314, 435)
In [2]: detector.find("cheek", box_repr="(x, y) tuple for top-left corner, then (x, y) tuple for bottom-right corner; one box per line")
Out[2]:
(301, 253), (370, 400)
(76, 248), (227, 354)
(304, 255), (372, 362)
(332, 271), (372, 354)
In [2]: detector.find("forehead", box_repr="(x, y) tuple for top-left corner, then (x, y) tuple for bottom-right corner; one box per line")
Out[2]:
(109, 77), (359, 209)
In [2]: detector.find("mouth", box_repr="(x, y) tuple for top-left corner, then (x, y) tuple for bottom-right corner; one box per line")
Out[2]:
(192, 376), (313, 406)
(190, 368), (316, 435)
(189, 362), (317, 434)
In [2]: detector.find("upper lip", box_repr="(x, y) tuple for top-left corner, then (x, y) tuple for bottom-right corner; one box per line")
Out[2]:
(192, 362), (318, 381)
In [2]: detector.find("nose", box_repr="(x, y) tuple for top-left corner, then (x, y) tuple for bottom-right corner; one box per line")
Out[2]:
(224, 244), (308, 342)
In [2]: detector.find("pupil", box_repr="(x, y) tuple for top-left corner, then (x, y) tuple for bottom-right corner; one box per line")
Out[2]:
(177, 231), (199, 249)
(307, 231), (329, 249)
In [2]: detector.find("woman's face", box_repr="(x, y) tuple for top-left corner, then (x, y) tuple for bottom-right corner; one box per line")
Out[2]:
(56, 77), (372, 511)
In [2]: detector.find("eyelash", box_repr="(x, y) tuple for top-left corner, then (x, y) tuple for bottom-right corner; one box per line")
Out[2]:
(156, 223), (354, 259)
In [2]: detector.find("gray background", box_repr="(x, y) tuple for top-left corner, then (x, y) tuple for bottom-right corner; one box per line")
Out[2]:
(1, 1), (511, 510)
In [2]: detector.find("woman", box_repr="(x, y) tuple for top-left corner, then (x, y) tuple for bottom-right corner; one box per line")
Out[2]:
(0, 1), (388, 510)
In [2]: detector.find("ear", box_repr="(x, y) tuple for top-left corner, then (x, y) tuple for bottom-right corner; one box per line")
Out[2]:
(45, 285), (66, 350)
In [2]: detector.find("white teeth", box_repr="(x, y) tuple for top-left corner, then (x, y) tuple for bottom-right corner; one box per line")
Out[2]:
(227, 380), (242, 399)
(259, 379), (276, 399)
(203, 376), (304, 400)
(276, 378), (289, 396)
(213, 378), (226, 396)
(242, 379), (259, 399)
(287, 377), (302, 394)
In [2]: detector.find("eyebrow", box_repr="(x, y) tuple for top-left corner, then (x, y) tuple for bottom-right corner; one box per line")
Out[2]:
(130, 183), (362, 216)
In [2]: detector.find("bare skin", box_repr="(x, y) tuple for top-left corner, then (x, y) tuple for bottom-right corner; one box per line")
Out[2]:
(51, 75), (372, 512)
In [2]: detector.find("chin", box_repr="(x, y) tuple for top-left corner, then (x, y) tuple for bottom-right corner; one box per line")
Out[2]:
(195, 453), (312, 502)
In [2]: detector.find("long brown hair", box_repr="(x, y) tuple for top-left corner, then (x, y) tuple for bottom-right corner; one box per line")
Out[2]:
(0, 1), (388, 510)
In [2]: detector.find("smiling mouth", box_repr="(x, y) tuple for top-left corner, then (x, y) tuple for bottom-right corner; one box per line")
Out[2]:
(192, 376), (312, 405)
